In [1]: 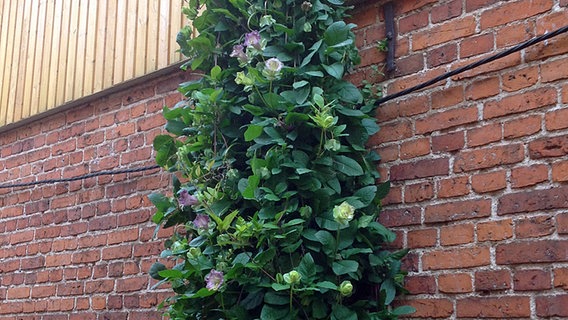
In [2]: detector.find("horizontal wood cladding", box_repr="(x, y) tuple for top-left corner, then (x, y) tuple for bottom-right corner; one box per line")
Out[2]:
(0, 0), (189, 127)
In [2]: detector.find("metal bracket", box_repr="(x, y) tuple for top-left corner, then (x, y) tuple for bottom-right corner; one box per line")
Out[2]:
(383, 2), (396, 73)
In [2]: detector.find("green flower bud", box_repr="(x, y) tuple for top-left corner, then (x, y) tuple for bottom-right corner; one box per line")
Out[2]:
(324, 138), (341, 151)
(333, 201), (355, 226)
(276, 273), (284, 284)
(339, 280), (353, 297)
(235, 71), (254, 86)
(299, 206), (312, 219)
(283, 270), (302, 285)
(187, 247), (201, 259)
(260, 15), (276, 27)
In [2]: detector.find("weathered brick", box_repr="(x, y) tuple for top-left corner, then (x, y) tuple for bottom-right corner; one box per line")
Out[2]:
(370, 120), (413, 144)
(546, 108), (568, 131)
(426, 43), (457, 68)
(496, 240), (568, 264)
(404, 276), (436, 294)
(499, 186), (568, 215)
(515, 215), (555, 238)
(465, 76), (500, 101)
(484, 87), (557, 119)
(400, 299), (453, 318)
(503, 115), (542, 139)
(379, 207), (421, 227)
(477, 219), (513, 242)
(454, 144), (524, 172)
(398, 10), (428, 33)
(390, 158), (449, 181)
(526, 32), (568, 62)
(437, 176), (470, 198)
(513, 269), (551, 291)
(471, 170), (507, 193)
(479, 0), (553, 29)
(440, 223), (474, 245)
(413, 16), (476, 50)
(431, 86), (464, 110)
(432, 131), (465, 153)
(407, 228), (437, 248)
(400, 138), (430, 160)
(415, 106), (478, 134)
(475, 269), (512, 292)
(438, 273), (472, 293)
(457, 296), (531, 318)
(467, 123), (501, 147)
(423, 247), (490, 270)
(536, 294), (568, 317)
(425, 199), (491, 223)
(461, 33), (494, 58)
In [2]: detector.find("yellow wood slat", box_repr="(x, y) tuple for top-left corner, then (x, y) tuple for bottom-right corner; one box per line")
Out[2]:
(103, 0), (117, 88)
(22, 0), (40, 120)
(12, 0), (31, 123)
(93, 0), (107, 92)
(0, 1), (14, 126)
(47, 0), (64, 110)
(74, 0), (89, 98)
(135, 0), (149, 77)
(38, 0), (55, 113)
(146, 0), (159, 72)
(83, 0), (97, 96)
(169, 0), (183, 65)
(123, 0), (138, 80)
(64, 0), (80, 102)
(113, 0), (127, 85)
(55, 0), (71, 106)
(32, 0), (49, 116)
(158, 0), (171, 69)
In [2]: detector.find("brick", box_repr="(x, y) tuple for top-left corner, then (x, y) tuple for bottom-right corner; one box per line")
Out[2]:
(484, 87), (557, 120)
(477, 219), (513, 241)
(462, 33), (495, 58)
(475, 269), (512, 291)
(513, 269), (551, 291)
(438, 273), (472, 293)
(102, 245), (133, 260)
(437, 176), (470, 198)
(432, 131), (465, 153)
(413, 16), (476, 50)
(465, 0), (499, 12)
(57, 282), (84, 296)
(425, 198), (491, 223)
(407, 228), (437, 248)
(554, 268), (568, 289)
(116, 277), (148, 292)
(404, 276), (436, 294)
(398, 10), (428, 33)
(401, 299), (453, 318)
(457, 296), (531, 318)
(503, 115), (542, 139)
(388, 68), (447, 93)
(416, 106), (478, 134)
(404, 181), (434, 203)
(479, 0), (553, 29)
(496, 21), (535, 48)
(467, 123), (501, 147)
(423, 247), (490, 270)
(381, 185), (402, 205)
(530, 134), (568, 159)
(536, 294), (568, 317)
(379, 207), (421, 227)
(72, 250), (101, 264)
(376, 145), (398, 162)
(390, 158), (449, 181)
(85, 280), (115, 294)
(499, 186), (568, 215)
(546, 108), (568, 131)
(471, 170), (507, 193)
(370, 120), (413, 144)
(557, 213), (568, 234)
(7, 287), (30, 299)
(553, 161), (568, 182)
(454, 144), (524, 172)
(426, 43), (457, 68)
(496, 240), (568, 264)
(394, 53), (424, 77)
(431, 0), (462, 23)
(465, 76), (500, 100)
(440, 223), (474, 245)
(400, 138), (430, 160)
(502, 66), (539, 92)
(515, 215), (555, 238)
(431, 86), (464, 109)
(526, 33), (568, 62)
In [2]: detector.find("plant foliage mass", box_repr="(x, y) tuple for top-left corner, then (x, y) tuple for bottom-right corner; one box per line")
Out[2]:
(150, 0), (411, 318)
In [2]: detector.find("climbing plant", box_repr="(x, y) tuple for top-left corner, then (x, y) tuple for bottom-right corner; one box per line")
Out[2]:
(149, 0), (412, 318)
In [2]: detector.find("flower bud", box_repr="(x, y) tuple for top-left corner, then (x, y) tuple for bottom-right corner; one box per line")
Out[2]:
(333, 201), (355, 226)
(187, 247), (201, 259)
(283, 270), (302, 285)
(339, 280), (353, 297)
(324, 139), (341, 151)
(301, 1), (312, 12)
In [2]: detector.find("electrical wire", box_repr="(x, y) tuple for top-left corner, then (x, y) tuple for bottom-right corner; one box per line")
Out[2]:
(2, 25), (567, 189)
(375, 24), (568, 106)
(0, 164), (160, 189)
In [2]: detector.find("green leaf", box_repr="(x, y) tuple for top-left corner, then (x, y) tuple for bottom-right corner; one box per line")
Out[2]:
(315, 230), (336, 255)
(368, 221), (396, 243)
(381, 279), (396, 305)
(149, 262), (167, 280)
(239, 175), (261, 200)
(334, 81), (363, 104)
(297, 253), (316, 282)
(315, 281), (337, 290)
(376, 181), (391, 199)
(293, 80), (309, 89)
(245, 125), (264, 142)
(219, 209), (239, 231)
(354, 186), (377, 206)
(392, 305), (417, 316)
(300, 40), (322, 68)
(261, 304), (289, 320)
(331, 304), (357, 320)
(210, 65), (221, 80)
(322, 62), (344, 80)
(332, 260), (359, 275)
(333, 155), (363, 176)
(148, 193), (171, 211)
(158, 269), (184, 279)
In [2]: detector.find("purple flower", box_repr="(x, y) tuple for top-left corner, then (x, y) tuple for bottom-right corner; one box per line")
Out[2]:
(244, 31), (262, 50)
(178, 189), (199, 207)
(193, 214), (210, 229)
(205, 269), (224, 291)
(230, 44), (249, 64)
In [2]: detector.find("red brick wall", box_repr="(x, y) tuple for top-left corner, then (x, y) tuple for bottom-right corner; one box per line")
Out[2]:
(0, 69), (196, 319)
(1, 1), (567, 318)
(349, 0), (568, 318)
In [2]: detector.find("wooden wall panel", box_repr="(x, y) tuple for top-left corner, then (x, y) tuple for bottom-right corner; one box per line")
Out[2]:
(0, 0), (187, 127)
